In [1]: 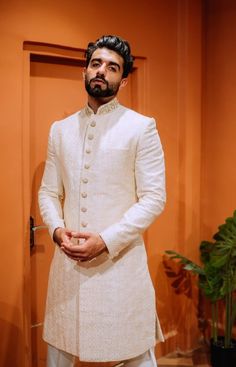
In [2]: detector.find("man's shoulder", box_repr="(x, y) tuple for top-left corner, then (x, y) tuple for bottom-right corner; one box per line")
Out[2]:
(118, 105), (155, 127)
(120, 105), (148, 118)
(50, 110), (80, 132)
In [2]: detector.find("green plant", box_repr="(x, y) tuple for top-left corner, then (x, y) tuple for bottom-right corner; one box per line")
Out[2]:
(165, 210), (236, 348)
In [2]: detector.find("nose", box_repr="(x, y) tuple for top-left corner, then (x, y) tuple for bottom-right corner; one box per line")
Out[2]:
(97, 62), (106, 76)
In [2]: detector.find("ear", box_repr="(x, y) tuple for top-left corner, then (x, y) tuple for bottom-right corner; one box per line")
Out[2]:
(119, 78), (128, 90)
(82, 68), (86, 80)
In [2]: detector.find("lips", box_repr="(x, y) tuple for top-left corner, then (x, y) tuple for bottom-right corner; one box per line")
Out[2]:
(91, 78), (107, 85)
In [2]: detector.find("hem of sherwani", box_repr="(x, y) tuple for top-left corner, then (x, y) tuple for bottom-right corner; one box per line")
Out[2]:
(44, 340), (158, 363)
(43, 319), (165, 363)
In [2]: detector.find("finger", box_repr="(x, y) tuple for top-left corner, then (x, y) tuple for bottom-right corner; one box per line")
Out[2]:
(61, 231), (74, 243)
(62, 247), (81, 259)
(61, 244), (89, 259)
(61, 241), (85, 251)
(61, 239), (76, 248)
(61, 244), (79, 255)
(62, 239), (89, 250)
(71, 231), (91, 239)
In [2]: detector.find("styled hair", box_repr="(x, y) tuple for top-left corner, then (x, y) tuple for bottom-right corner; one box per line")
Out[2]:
(85, 35), (134, 78)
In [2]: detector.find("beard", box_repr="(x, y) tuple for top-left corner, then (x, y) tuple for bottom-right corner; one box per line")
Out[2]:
(85, 75), (120, 98)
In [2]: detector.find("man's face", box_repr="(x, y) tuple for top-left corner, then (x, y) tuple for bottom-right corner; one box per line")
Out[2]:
(84, 47), (127, 98)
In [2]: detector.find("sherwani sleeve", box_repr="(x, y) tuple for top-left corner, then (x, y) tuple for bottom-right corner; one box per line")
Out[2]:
(38, 123), (65, 238)
(100, 118), (166, 259)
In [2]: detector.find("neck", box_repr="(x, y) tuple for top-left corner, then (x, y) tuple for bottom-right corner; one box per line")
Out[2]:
(87, 95), (116, 114)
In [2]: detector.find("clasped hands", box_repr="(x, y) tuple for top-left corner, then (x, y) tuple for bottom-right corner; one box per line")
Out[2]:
(53, 228), (107, 262)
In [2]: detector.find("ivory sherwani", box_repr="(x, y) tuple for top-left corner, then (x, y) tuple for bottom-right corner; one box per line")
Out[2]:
(38, 98), (166, 362)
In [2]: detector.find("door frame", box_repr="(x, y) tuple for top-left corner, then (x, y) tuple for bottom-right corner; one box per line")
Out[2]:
(22, 41), (147, 366)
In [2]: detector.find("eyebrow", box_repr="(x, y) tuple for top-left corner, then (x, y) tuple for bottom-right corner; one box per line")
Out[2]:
(91, 58), (121, 70)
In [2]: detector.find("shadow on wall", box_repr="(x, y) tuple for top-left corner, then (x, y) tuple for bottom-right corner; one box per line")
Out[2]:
(0, 303), (23, 367)
(162, 255), (211, 343)
(152, 254), (202, 354)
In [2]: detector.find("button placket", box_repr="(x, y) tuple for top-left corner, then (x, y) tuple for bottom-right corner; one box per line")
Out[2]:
(80, 118), (96, 230)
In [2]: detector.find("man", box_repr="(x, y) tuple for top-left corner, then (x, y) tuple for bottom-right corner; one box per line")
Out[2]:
(39, 35), (166, 367)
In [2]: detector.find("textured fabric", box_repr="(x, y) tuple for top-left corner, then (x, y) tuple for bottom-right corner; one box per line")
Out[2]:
(39, 99), (166, 362)
(47, 345), (157, 367)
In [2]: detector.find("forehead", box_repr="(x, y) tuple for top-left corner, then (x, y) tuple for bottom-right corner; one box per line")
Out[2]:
(90, 47), (124, 67)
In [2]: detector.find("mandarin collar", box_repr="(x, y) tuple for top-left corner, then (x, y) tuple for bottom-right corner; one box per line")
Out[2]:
(83, 98), (119, 117)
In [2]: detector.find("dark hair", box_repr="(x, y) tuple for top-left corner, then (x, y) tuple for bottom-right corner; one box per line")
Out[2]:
(85, 35), (134, 78)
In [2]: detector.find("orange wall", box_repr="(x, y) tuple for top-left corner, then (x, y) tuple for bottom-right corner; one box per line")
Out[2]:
(0, 2), (179, 365)
(202, 0), (236, 237)
(2, 0), (233, 365)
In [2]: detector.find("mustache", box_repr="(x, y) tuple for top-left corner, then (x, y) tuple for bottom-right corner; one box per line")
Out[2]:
(90, 76), (108, 85)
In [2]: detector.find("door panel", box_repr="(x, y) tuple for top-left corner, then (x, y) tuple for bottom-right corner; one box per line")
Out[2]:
(30, 54), (139, 366)
(30, 58), (87, 367)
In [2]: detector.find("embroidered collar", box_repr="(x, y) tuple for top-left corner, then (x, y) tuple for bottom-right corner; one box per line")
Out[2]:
(83, 98), (119, 117)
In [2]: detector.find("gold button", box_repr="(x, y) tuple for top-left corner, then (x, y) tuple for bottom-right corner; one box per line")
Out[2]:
(81, 192), (87, 198)
(90, 121), (96, 127)
(81, 221), (88, 227)
(86, 148), (91, 154)
(84, 164), (90, 169)
(81, 207), (87, 212)
(82, 178), (88, 183)
(88, 134), (94, 140)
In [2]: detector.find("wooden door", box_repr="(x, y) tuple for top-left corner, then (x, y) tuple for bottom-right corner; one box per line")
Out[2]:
(28, 46), (145, 367)
(30, 54), (87, 367)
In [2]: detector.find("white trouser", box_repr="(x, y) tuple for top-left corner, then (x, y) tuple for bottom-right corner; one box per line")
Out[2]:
(47, 345), (157, 367)
(47, 345), (75, 367)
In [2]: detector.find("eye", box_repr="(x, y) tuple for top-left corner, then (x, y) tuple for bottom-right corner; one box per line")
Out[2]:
(108, 65), (118, 72)
(91, 61), (100, 68)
